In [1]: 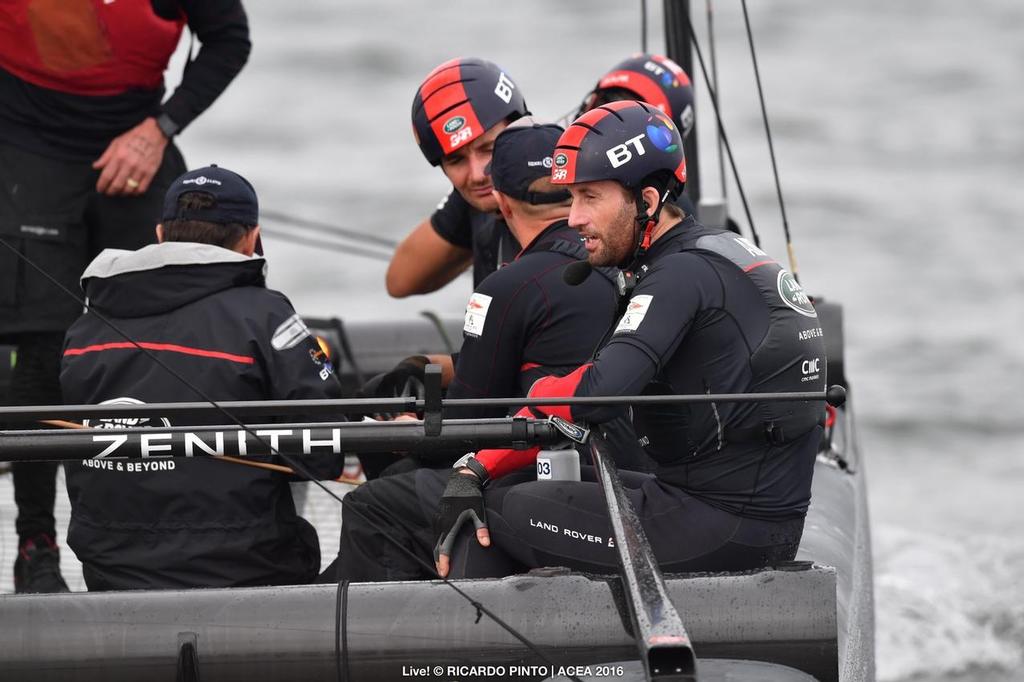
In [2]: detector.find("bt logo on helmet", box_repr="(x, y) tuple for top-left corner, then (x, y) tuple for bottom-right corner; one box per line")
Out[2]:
(643, 61), (675, 87)
(606, 123), (676, 168)
(606, 134), (646, 168)
(494, 72), (515, 104)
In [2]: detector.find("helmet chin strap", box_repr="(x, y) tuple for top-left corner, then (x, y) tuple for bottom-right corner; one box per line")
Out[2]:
(620, 185), (672, 268)
(612, 187), (662, 298)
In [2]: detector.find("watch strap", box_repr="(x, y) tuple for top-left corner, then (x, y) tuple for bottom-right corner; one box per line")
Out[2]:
(156, 112), (180, 139)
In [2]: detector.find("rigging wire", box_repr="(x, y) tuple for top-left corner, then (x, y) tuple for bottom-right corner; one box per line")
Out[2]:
(0, 236), (574, 679)
(706, 0), (728, 200)
(260, 209), (398, 249)
(740, 0), (799, 281)
(682, 11), (762, 247)
(640, 0), (648, 52)
(258, 227), (393, 262)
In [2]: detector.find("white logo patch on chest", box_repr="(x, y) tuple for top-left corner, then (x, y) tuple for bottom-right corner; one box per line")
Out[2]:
(463, 292), (493, 338)
(614, 294), (653, 333)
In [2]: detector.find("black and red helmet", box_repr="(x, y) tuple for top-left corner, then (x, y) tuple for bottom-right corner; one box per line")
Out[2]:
(411, 57), (529, 166)
(581, 53), (694, 139)
(551, 100), (686, 191)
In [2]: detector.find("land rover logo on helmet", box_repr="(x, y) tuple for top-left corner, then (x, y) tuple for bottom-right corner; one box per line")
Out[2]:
(777, 270), (817, 318)
(554, 153), (568, 167)
(443, 116), (466, 134)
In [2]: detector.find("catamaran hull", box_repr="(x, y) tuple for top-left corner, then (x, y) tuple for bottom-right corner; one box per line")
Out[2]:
(0, 566), (837, 681)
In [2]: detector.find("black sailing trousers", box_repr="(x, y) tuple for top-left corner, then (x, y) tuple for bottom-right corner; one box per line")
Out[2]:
(0, 141), (186, 543)
(336, 465), (806, 582)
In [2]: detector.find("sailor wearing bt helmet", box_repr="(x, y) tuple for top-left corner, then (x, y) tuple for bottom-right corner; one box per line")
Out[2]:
(572, 53), (695, 140)
(426, 100), (829, 578)
(386, 58), (529, 298)
(570, 52), (722, 226)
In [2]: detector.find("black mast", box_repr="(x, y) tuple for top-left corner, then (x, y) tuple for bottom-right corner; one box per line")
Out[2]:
(663, 0), (700, 208)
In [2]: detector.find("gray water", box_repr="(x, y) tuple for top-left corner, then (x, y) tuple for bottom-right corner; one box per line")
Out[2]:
(3, 1), (1022, 679)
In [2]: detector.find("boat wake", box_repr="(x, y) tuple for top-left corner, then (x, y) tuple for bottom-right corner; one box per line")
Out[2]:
(874, 526), (1024, 681)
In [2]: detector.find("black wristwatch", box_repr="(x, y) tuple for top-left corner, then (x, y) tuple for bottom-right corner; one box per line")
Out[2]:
(155, 112), (180, 139)
(452, 453), (490, 484)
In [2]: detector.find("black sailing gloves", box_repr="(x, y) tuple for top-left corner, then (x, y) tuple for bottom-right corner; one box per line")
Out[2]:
(433, 469), (491, 577)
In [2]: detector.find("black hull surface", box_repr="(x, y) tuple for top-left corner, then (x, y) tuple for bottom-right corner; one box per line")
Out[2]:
(0, 449), (870, 682)
(0, 315), (873, 681)
(0, 566), (837, 681)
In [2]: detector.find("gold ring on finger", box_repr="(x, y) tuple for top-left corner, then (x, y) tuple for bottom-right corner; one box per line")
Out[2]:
(126, 178), (140, 189)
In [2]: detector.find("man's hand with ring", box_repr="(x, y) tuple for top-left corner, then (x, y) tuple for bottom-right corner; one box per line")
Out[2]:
(93, 117), (169, 196)
(433, 467), (489, 577)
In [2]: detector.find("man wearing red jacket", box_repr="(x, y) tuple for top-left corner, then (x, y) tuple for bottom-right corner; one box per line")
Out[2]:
(0, 0), (250, 592)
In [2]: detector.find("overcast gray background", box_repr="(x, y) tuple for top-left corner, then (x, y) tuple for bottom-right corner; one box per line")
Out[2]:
(2, 2), (1021, 679)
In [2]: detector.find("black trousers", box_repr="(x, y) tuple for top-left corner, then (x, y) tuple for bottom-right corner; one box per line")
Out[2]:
(0, 141), (186, 542)
(0, 141), (187, 335)
(8, 332), (62, 540)
(335, 465), (805, 582)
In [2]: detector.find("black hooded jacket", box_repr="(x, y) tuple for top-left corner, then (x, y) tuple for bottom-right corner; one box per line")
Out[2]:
(60, 242), (344, 590)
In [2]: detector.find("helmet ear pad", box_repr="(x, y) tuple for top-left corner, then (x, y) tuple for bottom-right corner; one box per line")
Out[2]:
(640, 169), (684, 202)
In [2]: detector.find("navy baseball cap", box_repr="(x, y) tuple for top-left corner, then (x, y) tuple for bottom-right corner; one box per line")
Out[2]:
(486, 124), (570, 205)
(161, 165), (259, 227)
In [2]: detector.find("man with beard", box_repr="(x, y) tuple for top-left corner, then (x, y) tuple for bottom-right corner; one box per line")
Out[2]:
(336, 101), (826, 581)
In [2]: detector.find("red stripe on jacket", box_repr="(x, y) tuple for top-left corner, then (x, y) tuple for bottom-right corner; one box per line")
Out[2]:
(64, 342), (254, 365)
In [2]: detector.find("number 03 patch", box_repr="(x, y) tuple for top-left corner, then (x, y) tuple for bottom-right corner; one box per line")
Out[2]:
(463, 292), (493, 337)
(614, 295), (653, 333)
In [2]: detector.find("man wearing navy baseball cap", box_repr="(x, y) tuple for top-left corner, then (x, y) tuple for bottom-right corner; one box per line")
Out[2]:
(59, 165), (345, 591)
(329, 123), (649, 582)
(158, 164), (263, 255)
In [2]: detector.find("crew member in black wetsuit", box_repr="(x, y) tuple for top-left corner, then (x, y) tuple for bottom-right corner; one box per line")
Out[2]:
(0, 0), (251, 592)
(385, 58), (527, 298)
(570, 52), (707, 220)
(336, 101), (827, 581)
(572, 53), (695, 139)
(348, 123), (623, 471)
(331, 124), (631, 577)
(420, 125), (610, 415)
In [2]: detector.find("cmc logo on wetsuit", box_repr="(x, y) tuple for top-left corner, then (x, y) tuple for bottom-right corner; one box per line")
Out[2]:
(801, 357), (822, 382)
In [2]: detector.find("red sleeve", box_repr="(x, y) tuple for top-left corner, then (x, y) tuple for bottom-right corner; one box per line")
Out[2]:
(474, 364), (592, 479)
(528, 364), (591, 421)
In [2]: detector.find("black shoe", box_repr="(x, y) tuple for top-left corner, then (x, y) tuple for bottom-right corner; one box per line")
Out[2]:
(14, 534), (70, 593)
